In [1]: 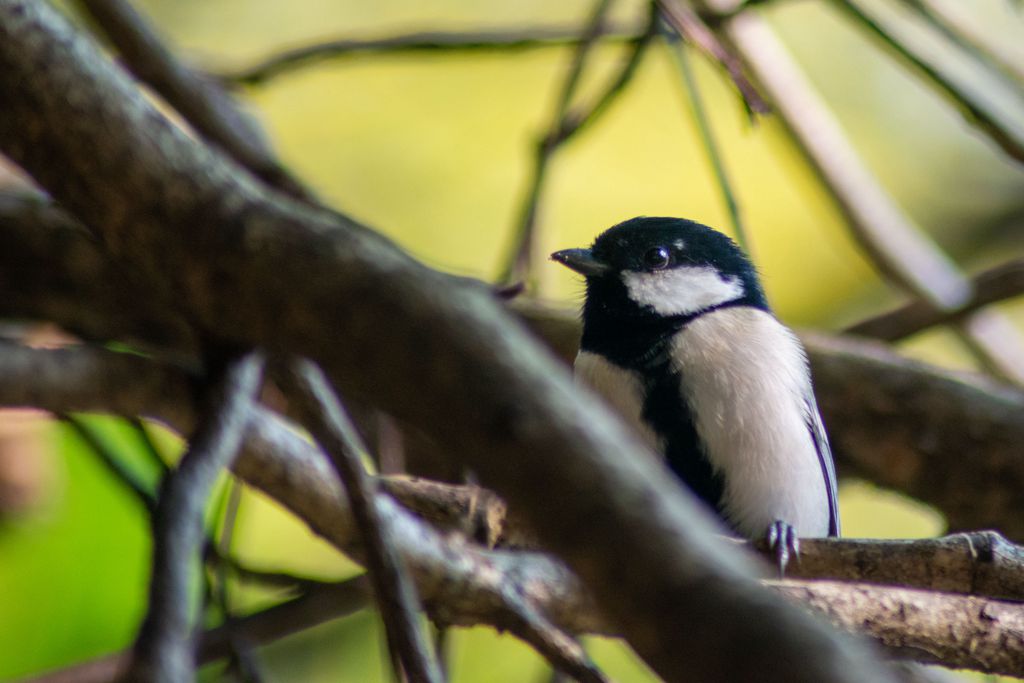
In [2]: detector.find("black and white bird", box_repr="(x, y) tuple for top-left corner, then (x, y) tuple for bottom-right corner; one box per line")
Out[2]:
(551, 216), (839, 564)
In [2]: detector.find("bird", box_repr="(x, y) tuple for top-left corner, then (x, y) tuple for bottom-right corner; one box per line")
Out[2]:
(551, 216), (839, 568)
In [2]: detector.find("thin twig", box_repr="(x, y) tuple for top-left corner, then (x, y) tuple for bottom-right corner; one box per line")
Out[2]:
(846, 258), (1024, 341)
(62, 412), (310, 590)
(281, 359), (444, 683)
(499, 2), (658, 284)
(223, 25), (643, 86)
(832, 0), (1024, 164)
(130, 351), (265, 683)
(76, 0), (313, 200)
(657, 0), (770, 115)
(664, 30), (750, 252)
(498, 0), (615, 285)
(59, 413), (157, 515)
(26, 577), (371, 683)
(221, 3), (778, 87)
(128, 418), (171, 475)
(503, 604), (608, 683)
(212, 479), (267, 682)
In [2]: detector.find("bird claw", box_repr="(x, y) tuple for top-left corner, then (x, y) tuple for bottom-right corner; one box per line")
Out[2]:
(765, 520), (799, 578)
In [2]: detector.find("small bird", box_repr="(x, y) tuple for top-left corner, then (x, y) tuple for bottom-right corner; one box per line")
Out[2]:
(551, 216), (839, 566)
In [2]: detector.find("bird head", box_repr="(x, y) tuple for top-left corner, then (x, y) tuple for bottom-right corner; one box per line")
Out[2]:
(551, 216), (768, 324)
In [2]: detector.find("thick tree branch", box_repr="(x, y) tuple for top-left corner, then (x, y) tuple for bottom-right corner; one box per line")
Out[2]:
(0, 4), (891, 681)
(806, 331), (1024, 536)
(76, 0), (311, 200)
(0, 193), (197, 354)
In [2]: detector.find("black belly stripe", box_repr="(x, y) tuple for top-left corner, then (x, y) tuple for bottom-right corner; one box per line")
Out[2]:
(641, 366), (726, 516)
(580, 309), (735, 523)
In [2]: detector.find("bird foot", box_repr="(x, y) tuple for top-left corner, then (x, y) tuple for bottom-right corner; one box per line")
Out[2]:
(765, 520), (799, 578)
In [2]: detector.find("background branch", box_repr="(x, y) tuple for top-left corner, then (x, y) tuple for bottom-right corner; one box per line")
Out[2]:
(657, 0), (769, 114)
(698, 0), (1024, 383)
(845, 258), (1024, 341)
(832, 0), (1024, 164)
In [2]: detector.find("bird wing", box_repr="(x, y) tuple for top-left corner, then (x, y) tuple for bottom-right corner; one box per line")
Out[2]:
(804, 392), (841, 537)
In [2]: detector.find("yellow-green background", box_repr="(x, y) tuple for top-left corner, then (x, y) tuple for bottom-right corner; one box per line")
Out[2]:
(2, 0), (1023, 680)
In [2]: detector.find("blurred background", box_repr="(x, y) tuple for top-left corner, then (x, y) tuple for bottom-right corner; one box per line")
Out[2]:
(1, 0), (1022, 680)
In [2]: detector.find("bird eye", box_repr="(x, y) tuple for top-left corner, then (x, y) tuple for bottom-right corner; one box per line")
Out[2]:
(643, 246), (671, 270)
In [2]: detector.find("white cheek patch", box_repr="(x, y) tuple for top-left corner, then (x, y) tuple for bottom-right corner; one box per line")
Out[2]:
(621, 266), (745, 316)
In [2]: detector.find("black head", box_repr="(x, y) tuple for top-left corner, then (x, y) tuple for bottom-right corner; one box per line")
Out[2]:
(552, 217), (769, 339)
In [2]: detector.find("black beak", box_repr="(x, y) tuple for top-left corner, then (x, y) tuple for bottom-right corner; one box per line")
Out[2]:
(550, 248), (611, 277)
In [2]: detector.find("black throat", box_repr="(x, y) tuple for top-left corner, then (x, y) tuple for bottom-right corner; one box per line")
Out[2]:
(579, 300), (744, 371)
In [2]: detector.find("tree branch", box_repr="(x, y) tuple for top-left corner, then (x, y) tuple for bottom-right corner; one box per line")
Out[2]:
(831, 0), (1024, 164)
(0, 4), (891, 681)
(845, 258), (1024, 341)
(0, 192), (198, 354)
(129, 352), (265, 683)
(777, 579), (1024, 677)
(279, 359), (445, 683)
(222, 25), (643, 87)
(26, 577), (372, 683)
(76, 0), (312, 200)
(657, 0), (770, 114)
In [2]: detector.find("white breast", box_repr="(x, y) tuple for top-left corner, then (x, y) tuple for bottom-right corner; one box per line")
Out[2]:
(574, 351), (662, 453)
(671, 308), (830, 538)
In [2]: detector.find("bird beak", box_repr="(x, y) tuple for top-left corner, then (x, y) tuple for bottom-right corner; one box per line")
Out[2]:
(550, 248), (611, 277)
